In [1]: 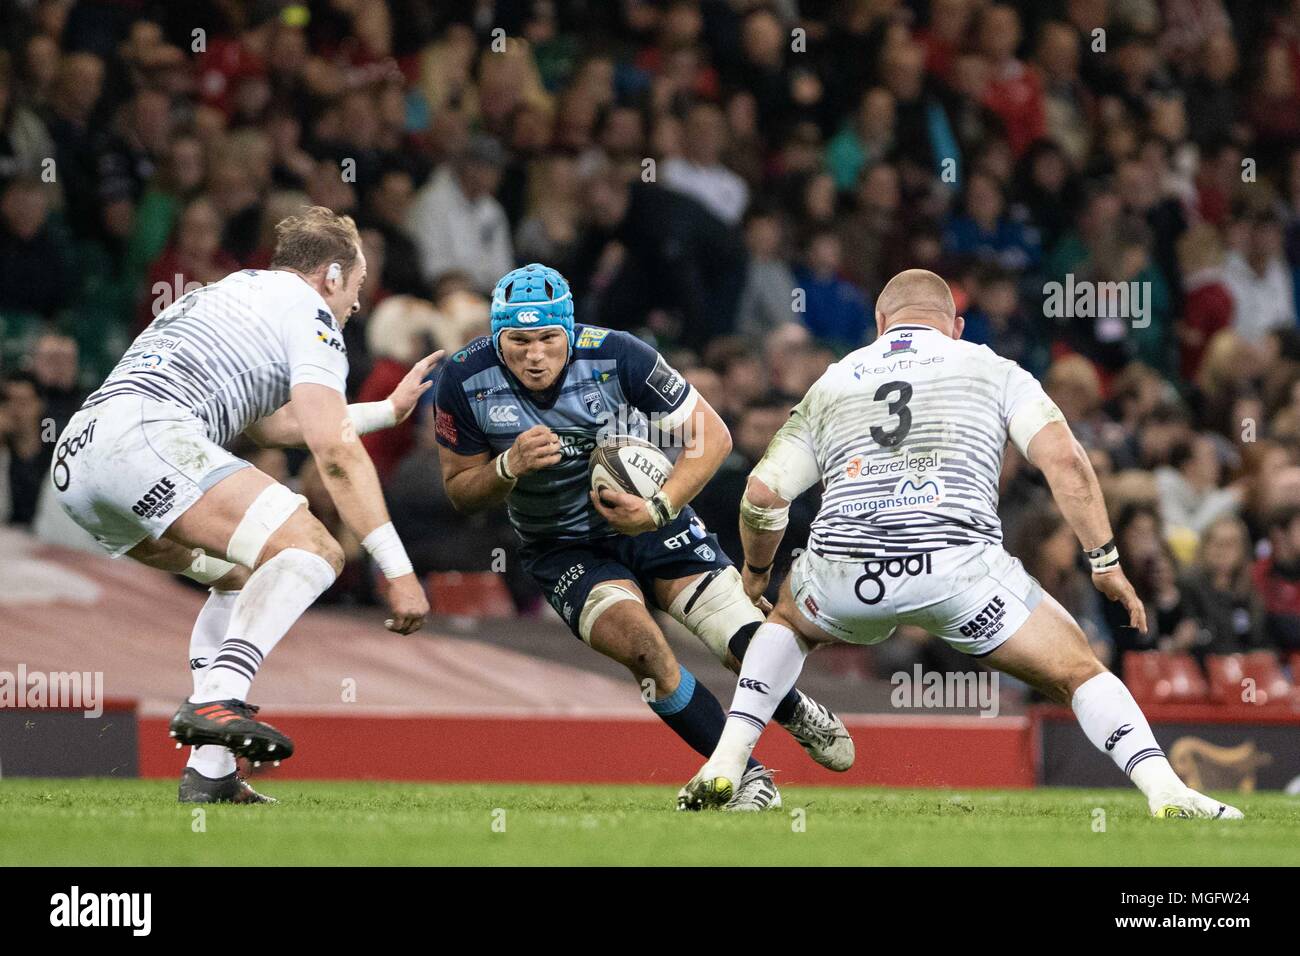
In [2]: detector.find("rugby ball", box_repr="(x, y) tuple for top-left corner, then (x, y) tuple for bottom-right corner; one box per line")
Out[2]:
(590, 436), (672, 499)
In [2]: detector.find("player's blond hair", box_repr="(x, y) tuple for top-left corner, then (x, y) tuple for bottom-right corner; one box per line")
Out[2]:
(270, 206), (361, 280)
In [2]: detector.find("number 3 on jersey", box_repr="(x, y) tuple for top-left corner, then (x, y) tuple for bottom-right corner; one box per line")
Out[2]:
(870, 380), (913, 447)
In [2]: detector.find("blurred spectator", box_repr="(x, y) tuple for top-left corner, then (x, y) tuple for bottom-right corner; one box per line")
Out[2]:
(0, 372), (51, 528)
(404, 134), (513, 292)
(0, 50), (57, 192)
(1181, 515), (1268, 656)
(137, 196), (239, 333)
(943, 171), (1041, 272)
(0, 177), (73, 365)
(825, 88), (895, 193)
(736, 208), (796, 339)
(977, 5), (1045, 158)
(1223, 210), (1298, 345)
(26, 332), (82, 433)
(1153, 432), (1242, 537)
(660, 102), (749, 227)
(573, 171), (746, 349)
(792, 230), (870, 350)
(1175, 222), (1234, 381)
(1252, 504), (1300, 650)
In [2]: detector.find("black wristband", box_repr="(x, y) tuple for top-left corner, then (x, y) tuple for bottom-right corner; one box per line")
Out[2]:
(745, 561), (773, 575)
(1084, 538), (1117, 560)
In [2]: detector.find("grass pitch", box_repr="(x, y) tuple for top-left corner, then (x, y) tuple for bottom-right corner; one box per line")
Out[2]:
(2, 779), (1297, 866)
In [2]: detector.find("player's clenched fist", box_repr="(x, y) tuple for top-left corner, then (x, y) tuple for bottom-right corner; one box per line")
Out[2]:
(507, 424), (563, 475)
(1092, 567), (1148, 634)
(384, 574), (429, 634)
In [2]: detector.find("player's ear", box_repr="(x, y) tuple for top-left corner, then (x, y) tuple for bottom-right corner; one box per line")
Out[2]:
(953, 314), (965, 340)
(875, 309), (886, 338)
(325, 262), (342, 291)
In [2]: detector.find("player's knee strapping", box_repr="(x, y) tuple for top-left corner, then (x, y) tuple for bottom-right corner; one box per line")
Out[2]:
(226, 483), (309, 569)
(578, 582), (642, 644)
(666, 566), (764, 664)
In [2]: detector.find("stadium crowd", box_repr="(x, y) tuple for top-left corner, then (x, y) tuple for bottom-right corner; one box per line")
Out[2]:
(2, 0), (1300, 691)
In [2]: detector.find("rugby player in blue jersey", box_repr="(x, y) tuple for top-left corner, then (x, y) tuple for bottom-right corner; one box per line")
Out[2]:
(435, 264), (854, 809)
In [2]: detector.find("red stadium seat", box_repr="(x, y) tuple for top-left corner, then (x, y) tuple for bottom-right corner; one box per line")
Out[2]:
(1206, 652), (1294, 706)
(1123, 651), (1165, 704)
(1160, 653), (1210, 703)
(424, 572), (516, 618)
(1123, 651), (1208, 704)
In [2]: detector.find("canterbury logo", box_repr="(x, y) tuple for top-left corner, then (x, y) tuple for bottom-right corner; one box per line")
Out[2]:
(189, 657), (207, 670)
(1105, 723), (1134, 751)
(488, 405), (519, 424)
(515, 309), (541, 323)
(738, 678), (769, 694)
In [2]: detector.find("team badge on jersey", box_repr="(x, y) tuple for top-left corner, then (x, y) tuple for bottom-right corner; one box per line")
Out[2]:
(884, 334), (915, 356)
(582, 390), (602, 415)
(694, 543), (716, 562)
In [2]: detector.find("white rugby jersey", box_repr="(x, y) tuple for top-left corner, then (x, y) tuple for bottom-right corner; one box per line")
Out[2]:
(760, 324), (1058, 561)
(85, 270), (349, 446)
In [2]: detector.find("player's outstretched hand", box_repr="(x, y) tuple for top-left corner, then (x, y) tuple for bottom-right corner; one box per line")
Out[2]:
(389, 350), (445, 424)
(590, 488), (657, 535)
(1092, 567), (1147, 634)
(509, 424), (563, 476)
(384, 573), (429, 634)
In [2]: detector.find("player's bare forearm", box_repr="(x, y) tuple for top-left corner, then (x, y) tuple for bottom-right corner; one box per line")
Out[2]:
(438, 447), (514, 513)
(312, 439), (394, 539)
(245, 404), (303, 448)
(291, 383), (394, 539)
(1026, 421), (1112, 550)
(660, 396), (731, 512)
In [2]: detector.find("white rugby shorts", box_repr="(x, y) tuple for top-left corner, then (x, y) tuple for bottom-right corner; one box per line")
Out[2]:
(788, 543), (1043, 656)
(50, 395), (250, 557)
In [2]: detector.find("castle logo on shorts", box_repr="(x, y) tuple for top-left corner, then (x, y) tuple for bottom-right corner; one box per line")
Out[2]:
(958, 595), (1007, 640)
(132, 477), (178, 519)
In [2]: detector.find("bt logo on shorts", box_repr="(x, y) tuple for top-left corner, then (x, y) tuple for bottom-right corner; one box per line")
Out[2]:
(959, 595), (1007, 639)
(854, 553), (933, 606)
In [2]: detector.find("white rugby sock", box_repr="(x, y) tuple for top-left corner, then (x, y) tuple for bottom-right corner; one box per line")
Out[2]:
(709, 622), (809, 783)
(1071, 671), (1185, 799)
(196, 549), (337, 703)
(186, 589), (239, 778)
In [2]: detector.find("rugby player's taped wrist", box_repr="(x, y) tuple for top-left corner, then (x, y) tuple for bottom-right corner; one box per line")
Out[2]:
(495, 450), (517, 484)
(1087, 539), (1120, 573)
(347, 399), (396, 435)
(648, 490), (678, 528)
(362, 522), (414, 579)
(739, 494), (790, 531)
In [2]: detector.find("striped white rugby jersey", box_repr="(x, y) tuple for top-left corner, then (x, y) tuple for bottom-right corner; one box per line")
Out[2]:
(85, 270), (349, 446)
(771, 324), (1052, 561)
